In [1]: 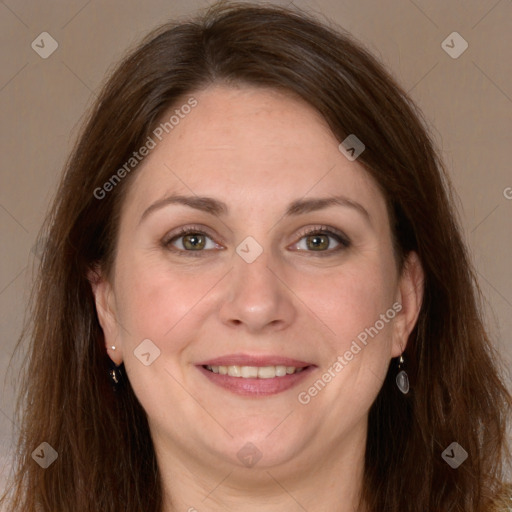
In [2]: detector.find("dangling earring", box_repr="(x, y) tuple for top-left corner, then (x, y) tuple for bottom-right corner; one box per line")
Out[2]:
(109, 365), (123, 390)
(396, 353), (410, 394)
(109, 367), (119, 384)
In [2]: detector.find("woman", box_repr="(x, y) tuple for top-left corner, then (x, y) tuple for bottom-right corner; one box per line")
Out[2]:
(1, 2), (510, 511)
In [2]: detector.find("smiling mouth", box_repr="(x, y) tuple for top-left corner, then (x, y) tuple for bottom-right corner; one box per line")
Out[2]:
(198, 363), (315, 396)
(202, 364), (308, 378)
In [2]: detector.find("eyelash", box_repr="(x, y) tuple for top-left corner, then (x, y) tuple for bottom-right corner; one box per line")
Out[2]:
(162, 224), (351, 257)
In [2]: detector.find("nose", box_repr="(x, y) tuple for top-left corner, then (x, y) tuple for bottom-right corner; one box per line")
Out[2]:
(217, 249), (297, 334)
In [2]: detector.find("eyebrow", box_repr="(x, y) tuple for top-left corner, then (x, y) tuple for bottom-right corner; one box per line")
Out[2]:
(139, 194), (371, 225)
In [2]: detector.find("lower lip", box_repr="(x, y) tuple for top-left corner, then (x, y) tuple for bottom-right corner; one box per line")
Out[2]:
(196, 365), (315, 396)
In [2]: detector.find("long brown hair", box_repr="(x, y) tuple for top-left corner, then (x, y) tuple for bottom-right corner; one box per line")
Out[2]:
(2, 2), (510, 510)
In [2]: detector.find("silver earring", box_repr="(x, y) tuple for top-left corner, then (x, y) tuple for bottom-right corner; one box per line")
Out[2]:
(396, 354), (410, 394)
(111, 345), (116, 351)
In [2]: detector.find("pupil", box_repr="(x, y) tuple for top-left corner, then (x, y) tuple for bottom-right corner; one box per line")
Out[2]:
(184, 234), (204, 250)
(308, 234), (328, 250)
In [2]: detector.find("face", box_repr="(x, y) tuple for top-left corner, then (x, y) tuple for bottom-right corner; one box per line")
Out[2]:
(92, 84), (423, 475)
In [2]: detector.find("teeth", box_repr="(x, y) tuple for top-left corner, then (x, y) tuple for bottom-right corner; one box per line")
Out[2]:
(205, 365), (305, 378)
(227, 365), (241, 377)
(257, 366), (277, 379)
(241, 366), (258, 378)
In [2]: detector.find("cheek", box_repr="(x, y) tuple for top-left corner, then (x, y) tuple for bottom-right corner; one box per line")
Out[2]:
(112, 258), (226, 406)
(291, 260), (397, 430)
(114, 255), (226, 342)
(303, 261), (395, 353)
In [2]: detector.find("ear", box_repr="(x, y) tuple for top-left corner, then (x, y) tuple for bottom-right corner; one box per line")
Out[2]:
(87, 266), (123, 365)
(391, 251), (424, 358)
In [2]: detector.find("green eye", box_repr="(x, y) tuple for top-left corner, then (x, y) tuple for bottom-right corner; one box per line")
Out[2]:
(293, 228), (350, 254)
(305, 234), (331, 251)
(163, 225), (350, 257)
(165, 229), (218, 253)
(181, 233), (207, 250)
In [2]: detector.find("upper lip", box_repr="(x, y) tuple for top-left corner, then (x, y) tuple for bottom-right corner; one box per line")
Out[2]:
(197, 353), (314, 368)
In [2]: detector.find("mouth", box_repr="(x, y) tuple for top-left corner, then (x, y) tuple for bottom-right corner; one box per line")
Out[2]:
(202, 364), (307, 378)
(196, 357), (316, 397)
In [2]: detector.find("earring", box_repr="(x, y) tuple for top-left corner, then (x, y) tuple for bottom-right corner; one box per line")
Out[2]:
(109, 365), (123, 391)
(396, 354), (410, 394)
(111, 345), (116, 351)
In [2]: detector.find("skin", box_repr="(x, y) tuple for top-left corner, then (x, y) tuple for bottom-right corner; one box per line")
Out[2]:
(91, 84), (424, 512)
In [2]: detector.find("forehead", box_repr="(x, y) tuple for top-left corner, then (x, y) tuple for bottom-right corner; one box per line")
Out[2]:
(121, 84), (386, 222)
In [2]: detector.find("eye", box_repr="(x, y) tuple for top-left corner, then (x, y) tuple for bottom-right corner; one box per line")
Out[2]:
(163, 226), (222, 254)
(162, 225), (350, 256)
(291, 226), (351, 254)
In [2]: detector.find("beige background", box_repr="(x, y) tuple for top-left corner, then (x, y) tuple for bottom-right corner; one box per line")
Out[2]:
(1, 0), (511, 493)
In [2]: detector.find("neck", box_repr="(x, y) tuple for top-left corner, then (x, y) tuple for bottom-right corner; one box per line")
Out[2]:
(156, 420), (368, 512)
